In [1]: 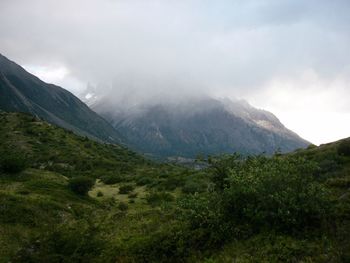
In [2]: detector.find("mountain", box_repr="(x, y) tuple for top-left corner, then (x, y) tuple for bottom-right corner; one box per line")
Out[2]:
(0, 53), (309, 158)
(0, 53), (122, 143)
(92, 96), (310, 158)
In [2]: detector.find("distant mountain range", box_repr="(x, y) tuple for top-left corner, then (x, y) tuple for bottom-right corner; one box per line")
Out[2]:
(92, 96), (310, 158)
(0, 53), (309, 158)
(0, 54), (122, 143)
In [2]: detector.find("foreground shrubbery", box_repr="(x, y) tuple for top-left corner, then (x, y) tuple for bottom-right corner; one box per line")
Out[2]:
(68, 176), (94, 195)
(338, 140), (350, 156)
(179, 155), (333, 243)
(0, 153), (27, 174)
(221, 156), (331, 232)
(118, 184), (135, 194)
(4, 112), (349, 262)
(3, 152), (344, 262)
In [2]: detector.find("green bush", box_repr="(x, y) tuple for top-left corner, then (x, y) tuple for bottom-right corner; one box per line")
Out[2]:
(161, 176), (185, 191)
(0, 154), (27, 174)
(146, 192), (174, 206)
(128, 192), (138, 199)
(136, 176), (154, 186)
(221, 156), (331, 232)
(326, 177), (350, 188)
(15, 220), (103, 262)
(68, 176), (94, 195)
(182, 181), (206, 194)
(100, 175), (123, 185)
(119, 184), (135, 194)
(118, 202), (128, 211)
(337, 140), (350, 156)
(97, 191), (104, 197)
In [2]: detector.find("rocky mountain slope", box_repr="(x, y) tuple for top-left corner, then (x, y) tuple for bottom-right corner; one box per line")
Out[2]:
(93, 96), (310, 158)
(0, 54), (122, 143)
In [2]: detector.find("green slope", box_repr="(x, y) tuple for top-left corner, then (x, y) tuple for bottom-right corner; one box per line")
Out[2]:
(0, 111), (205, 262)
(0, 111), (349, 262)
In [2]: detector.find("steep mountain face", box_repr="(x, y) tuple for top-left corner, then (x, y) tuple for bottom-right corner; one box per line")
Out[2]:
(93, 96), (310, 158)
(0, 54), (121, 143)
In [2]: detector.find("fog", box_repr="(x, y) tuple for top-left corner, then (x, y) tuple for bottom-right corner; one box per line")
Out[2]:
(1, 0), (350, 144)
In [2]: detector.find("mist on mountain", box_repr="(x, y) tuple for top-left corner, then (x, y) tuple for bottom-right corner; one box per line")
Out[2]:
(90, 93), (309, 158)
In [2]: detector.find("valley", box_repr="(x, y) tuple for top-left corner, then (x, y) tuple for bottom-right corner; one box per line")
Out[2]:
(1, 111), (349, 262)
(1, 1), (350, 261)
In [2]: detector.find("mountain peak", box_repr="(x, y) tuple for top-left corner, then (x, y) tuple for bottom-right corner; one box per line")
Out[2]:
(93, 96), (309, 158)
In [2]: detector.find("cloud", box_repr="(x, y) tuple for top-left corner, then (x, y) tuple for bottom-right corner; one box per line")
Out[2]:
(248, 68), (350, 144)
(0, 0), (350, 144)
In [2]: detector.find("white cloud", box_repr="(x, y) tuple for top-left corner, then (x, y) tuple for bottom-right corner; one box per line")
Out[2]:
(249, 69), (350, 144)
(23, 65), (68, 83)
(1, 0), (350, 144)
(23, 64), (85, 95)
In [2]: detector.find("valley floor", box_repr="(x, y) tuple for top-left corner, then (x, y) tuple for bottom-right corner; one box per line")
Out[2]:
(1, 112), (350, 262)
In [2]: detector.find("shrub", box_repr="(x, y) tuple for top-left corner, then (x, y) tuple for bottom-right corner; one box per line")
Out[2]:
(68, 176), (94, 195)
(221, 156), (331, 232)
(97, 191), (104, 197)
(100, 175), (123, 185)
(25, 127), (37, 135)
(136, 177), (154, 186)
(326, 177), (350, 188)
(337, 140), (350, 156)
(118, 202), (128, 211)
(119, 184), (135, 194)
(15, 219), (103, 262)
(0, 154), (27, 174)
(128, 192), (138, 199)
(161, 176), (185, 191)
(146, 192), (174, 206)
(182, 181), (206, 194)
(209, 154), (241, 191)
(318, 159), (340, 173)
(307, 144), (317, 150)
(17, 189), (30, 195)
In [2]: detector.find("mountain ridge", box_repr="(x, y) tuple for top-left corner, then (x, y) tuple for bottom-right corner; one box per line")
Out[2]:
(0, 53), (122, 143)
(92, 96), (309, 158)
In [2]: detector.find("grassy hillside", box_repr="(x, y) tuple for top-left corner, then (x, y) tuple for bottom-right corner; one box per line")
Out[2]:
(0, 111), (206, 262)
(0, 111), (349, 262)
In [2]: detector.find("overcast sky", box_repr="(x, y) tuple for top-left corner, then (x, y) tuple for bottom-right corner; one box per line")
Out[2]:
(1, 0), (350, 145)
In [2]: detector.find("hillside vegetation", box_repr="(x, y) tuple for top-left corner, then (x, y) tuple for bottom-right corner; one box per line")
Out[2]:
(1, 112), (349, 262)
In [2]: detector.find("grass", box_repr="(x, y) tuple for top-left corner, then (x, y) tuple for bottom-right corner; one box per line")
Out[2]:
(89, 180), (148, 208)
(0, 168), (98, 261)
(1, 111), (350, 262)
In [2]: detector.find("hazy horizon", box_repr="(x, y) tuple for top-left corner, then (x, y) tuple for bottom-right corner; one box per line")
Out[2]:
(1, 0), (350, 145)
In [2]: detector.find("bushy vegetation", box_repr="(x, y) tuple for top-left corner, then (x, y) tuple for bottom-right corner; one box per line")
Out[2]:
(182, 180), (206, 194)
(146, 191), (174, 206)
(68, 176), (94, 195)
(1, 112), (350, 262)
(118, 201), (128, 211)
(0, 153), (27, 174)
(211, 156), (330, 231)
(338, 139), (350, 156)
(118, 184), (135, 194)
(100, 174), (123, 184)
